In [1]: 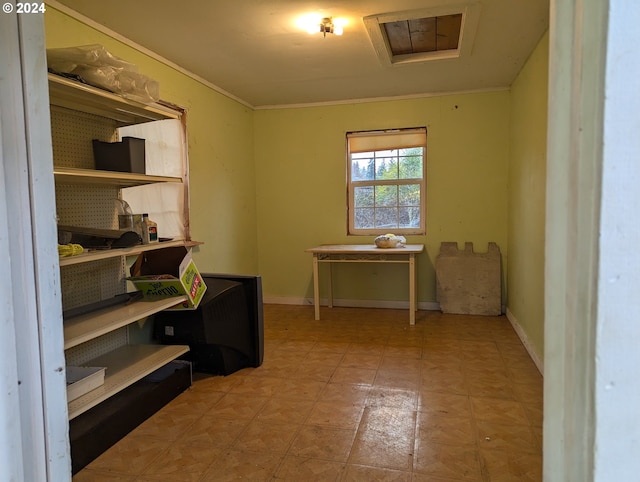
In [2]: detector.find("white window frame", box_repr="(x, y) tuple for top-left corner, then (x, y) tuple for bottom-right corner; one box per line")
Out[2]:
(347, 127), (427, 236)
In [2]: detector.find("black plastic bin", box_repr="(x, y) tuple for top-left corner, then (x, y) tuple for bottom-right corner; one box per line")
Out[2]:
(92, 136), (146, 173)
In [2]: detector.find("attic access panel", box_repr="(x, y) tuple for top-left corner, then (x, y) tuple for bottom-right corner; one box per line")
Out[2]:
(364, 3), (480, 66)
(383, 14), (462, 56)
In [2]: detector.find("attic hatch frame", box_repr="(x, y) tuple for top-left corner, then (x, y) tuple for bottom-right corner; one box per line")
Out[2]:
(364, 2), (481, 66)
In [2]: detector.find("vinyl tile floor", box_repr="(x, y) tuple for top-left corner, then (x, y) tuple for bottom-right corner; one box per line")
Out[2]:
(73, 304), (543, 481)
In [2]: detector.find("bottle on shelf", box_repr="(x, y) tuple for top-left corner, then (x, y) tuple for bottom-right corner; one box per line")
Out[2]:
(141, 213), (158, 244)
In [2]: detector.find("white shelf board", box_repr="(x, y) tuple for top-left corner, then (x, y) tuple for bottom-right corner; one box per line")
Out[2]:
(48, 73), (180, 124)
(58, 239), (203, 267)
(63, 296), (188, 350)
(54, 167), (182, 187)
(67, 344), (190, 420)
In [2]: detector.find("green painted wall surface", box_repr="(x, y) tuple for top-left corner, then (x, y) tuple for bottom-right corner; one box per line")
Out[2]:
(255, 93), (510, 304)
(44, 8), (259, 274)
(507, 32), (549, 359)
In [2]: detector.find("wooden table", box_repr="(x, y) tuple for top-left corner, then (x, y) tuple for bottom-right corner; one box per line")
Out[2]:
(305, 244), (424, 325)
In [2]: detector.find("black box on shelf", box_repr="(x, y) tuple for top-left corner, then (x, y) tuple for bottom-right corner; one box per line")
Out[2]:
(92, 136), (146, 173)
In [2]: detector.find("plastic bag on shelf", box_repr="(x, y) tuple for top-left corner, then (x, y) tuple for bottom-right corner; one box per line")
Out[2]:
(47, 44), (160, 104)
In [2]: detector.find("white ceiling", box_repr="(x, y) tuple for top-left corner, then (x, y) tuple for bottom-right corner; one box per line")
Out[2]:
(52, 0), (549, 108)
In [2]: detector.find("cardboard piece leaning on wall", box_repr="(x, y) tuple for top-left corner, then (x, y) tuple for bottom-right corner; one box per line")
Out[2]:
(128, 246), (207, 310)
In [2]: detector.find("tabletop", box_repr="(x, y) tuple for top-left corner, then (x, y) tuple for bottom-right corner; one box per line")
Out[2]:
(305, 244), (425, 255)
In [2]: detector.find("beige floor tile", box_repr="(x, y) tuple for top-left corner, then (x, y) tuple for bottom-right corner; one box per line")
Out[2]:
(379, 356), (422, 372)
(289, 424), (356, 462)
(74, 306), (543, 481)
(417, 390), (472, 418)
(350, 407), (416, 471)
(366, 386), (419, 411)
(416, 412), (476, 446)
(318, 382), (371, 406)
(343, 464), (412, 481)
(232, 419), (300, 453)
(340, 352), (383, 370)
(292, 362), (337, 381)
(331, 366), (378, 385)
(307, 399), (365, 430)
(413, 441), (481, 480)
(466, 373), (515, 400)
(209, 392), (269, 419)
(255, 397), (315, 424)
(274, 455), (347, 481)
(274, 377), (327, 401)
(202, 449), (284, 481)
(162, 387), (226, 414)
(476, 421), (541, 454)
(176, 415), (248, 448)
(374, 369), (421, 390)
(139, 443), (223, 480)
(72, 470), (137, 481)
(228, 374), (286, 397)
(85, 435), (168, 475)
(384, 344), (423, 359)
(479, 448), (543, 481)
(127, 409), (200, 441)
(471, 396), (531, 426)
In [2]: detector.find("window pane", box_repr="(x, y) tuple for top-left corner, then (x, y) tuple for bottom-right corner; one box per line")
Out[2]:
(398, 148), (423, 179)
(399, 184), (421, 206)
(351, 153), (374, 181)
(399, 206), (421, 228)
(375, 207), (398, 228)
(354, 186), (374, 207)
(354, 207), (375, 229)
(375, 185), (397, 207)
(375, 152), (399, 180)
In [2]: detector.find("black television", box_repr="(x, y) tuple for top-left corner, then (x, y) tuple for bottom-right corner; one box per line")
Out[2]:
(153, 273), (264, 375)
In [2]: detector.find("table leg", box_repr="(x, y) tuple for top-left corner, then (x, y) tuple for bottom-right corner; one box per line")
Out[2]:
(327, 261), (333, 308)
(409, 253), (416, 325)
(312, 254), (320, 320)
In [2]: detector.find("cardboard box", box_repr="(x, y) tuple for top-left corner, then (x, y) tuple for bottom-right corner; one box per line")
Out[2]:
(128, 247), (207, 310)
(67, 366), (106, 402)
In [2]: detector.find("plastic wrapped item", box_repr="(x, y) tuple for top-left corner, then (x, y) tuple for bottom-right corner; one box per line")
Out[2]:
(374, 233), (406, 248)
(47, 44), (160, 104)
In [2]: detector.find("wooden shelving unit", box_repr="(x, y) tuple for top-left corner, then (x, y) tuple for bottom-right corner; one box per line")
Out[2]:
(48, 73), (180, 124)
(58, 239), (202, 267)
(63, 296), (189, 350)
(54, 167), (182, 187)
(66, 344), (190, 419)
(49, 72), (196, 421)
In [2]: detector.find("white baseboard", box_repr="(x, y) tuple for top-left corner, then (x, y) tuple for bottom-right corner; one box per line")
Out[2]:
(505, 307), (544, 376)
(263, 296), (440, 312)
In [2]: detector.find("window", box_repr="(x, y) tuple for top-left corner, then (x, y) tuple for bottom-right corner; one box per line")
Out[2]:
(347, 127), (426, 235)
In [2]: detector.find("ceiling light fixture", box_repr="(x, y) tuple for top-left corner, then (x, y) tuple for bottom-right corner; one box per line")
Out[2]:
(319, 17), (343, 37)
(297, 14), (347, 37)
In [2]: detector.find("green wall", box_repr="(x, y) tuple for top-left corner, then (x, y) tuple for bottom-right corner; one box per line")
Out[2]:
(254, 93), (510, 305)
(45, 7), (549, 361)
(44, 7), (259, 275)
(507, 32), (549, 360)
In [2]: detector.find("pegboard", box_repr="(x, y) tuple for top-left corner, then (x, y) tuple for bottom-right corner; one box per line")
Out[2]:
(65, 328), (128, 366)
(60, 258), (126, 311)
(50, 106), (118, 169)
(55, 184), (119, 230)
